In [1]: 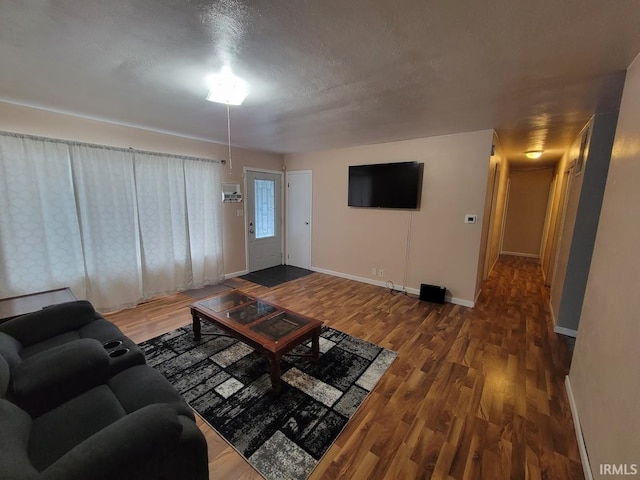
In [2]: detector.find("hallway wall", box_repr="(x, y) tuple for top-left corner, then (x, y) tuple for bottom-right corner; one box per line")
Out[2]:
(569, 52), (640, 478)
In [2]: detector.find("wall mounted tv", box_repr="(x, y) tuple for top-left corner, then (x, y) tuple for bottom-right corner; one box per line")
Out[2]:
(348, 161), (423, 209)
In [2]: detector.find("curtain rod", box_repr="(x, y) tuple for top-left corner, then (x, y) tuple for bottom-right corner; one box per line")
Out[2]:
(0, 129), (226, 165)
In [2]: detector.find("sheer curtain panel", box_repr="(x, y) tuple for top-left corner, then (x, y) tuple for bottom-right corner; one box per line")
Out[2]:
(134, 154), (191, 299)
(0, 136), (85, 298)
(184, 159), (224, 287)
(70, 145), (142, 310)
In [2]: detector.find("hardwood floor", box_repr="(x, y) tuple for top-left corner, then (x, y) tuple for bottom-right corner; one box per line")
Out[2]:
(106, 255), (583, 480)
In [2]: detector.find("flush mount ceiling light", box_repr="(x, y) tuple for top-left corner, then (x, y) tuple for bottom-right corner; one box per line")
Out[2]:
(205, 66), (249, 106)
(525, 150), (543, 159)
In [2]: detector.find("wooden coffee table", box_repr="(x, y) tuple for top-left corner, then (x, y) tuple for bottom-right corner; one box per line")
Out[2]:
(190, 290), (322, 395)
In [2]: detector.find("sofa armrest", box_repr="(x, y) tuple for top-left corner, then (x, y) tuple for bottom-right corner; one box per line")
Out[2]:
(0, 301), (99, 346)
(40, 404), (184, 480)
(11, 339), (110, 416)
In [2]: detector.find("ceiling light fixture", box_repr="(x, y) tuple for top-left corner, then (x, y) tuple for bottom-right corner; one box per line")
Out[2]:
(525, 150), (543, 159)
(205, 67), (250, 174)
(205, 66), (249, 106)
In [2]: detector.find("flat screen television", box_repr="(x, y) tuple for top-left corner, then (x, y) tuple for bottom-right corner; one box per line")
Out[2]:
(348, 161), (422, 209)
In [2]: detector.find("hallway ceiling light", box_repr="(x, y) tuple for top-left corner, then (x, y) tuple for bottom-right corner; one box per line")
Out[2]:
(205, 67), (249, 106)
(525, 150), (543, 159)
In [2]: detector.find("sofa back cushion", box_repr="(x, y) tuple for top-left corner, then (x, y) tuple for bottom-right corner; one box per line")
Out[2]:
(0, 301), (97, 346)
(0, 399), (38, 479)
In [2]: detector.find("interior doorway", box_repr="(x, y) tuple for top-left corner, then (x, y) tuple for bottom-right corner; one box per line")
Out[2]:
(285, 170), (312, 269)
(245, 169), (283, 272)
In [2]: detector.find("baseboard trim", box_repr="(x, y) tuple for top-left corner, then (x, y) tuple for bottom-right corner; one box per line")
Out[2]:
(565, 375), (593, 480)
(554, 325), (578, 338)
(224, 269), (248, 279)
(310, 266), (474, 308)
(501, 251), (539, 259)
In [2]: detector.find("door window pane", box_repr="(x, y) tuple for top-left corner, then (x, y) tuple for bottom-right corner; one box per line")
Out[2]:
(255, 179), (275, 239)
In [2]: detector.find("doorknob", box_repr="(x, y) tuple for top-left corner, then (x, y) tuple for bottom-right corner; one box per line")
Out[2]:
(249, 228), (254, 233)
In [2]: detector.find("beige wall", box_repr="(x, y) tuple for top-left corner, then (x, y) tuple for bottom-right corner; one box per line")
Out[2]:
(285, 129), (494, 305)
(501, 168), (553, 256)
(569, 54), (640, 478)
(0, 101), (284, 275)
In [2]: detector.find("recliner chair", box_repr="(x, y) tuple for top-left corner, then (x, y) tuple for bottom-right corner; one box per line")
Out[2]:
(0, 354), (209, 480)
(0, 300), (145, 414)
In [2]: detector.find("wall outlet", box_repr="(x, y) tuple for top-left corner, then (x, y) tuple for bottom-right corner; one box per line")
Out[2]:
(371, 267), (377, 276)
(464, 214), (477, 224)
(378, 269), (384, 277)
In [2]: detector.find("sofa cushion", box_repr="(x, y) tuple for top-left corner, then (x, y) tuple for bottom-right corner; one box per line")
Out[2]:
(29, 385), (126, 471)
(19, 331), (81, 360)
(12, 339), (111, 416)
(0, 399), (38, 480)
(108, 365), (194, 420)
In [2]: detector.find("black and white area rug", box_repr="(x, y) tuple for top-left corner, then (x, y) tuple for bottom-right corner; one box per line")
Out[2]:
(140, 323), (397, 480)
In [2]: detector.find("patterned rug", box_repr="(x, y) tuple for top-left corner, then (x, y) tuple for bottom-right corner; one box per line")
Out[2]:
(140, 323), (397, 480)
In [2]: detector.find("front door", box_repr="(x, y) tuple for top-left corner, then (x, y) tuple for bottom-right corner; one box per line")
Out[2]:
(246, 170), (283, 272)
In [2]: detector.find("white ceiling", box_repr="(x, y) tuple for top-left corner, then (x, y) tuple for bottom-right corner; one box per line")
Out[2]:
(1, 0), (640, 166)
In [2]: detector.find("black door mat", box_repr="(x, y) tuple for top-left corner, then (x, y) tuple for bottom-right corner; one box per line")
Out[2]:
(240, 265), (313, 288)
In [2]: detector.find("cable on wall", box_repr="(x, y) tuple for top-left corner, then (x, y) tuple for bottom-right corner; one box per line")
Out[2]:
(401, 210), (413, 294)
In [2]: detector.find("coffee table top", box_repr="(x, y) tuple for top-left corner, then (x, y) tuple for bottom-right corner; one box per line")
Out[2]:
(190, 290), (323, 352)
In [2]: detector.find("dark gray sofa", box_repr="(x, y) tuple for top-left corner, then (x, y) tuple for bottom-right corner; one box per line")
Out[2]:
(0, 301), (209, 480)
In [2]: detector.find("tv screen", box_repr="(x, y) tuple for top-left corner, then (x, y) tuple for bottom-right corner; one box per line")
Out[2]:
(348, 161), (422, 209)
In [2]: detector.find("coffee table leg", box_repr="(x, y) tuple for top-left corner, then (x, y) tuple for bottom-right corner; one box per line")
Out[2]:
(268, 354), (282, 396)
(311, 327), (320, 363)
(191, 309), (201, 341)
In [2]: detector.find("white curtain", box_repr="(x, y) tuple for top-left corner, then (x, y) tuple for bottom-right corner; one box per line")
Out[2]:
(0, 136), (85, 298)
(184, 159), (224, 287)
(134, 153), (191, 299)
(71, 145), (142, 310)
(0, 133), (224, 311)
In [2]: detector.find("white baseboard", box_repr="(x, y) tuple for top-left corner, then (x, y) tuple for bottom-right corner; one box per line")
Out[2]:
(554, 325), (578, 338)
(565, 375), (593, 480)
(310, 266), (475, 308)
(224, 269), (248, 279)
(501, 251), (539, 259)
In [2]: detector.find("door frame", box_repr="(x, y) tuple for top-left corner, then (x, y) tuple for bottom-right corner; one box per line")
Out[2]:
(285, 170), (313, 269)
(243, 167), (285, 272)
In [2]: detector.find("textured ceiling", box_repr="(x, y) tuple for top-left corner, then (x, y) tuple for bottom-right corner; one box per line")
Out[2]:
(1, 0), (639, 166)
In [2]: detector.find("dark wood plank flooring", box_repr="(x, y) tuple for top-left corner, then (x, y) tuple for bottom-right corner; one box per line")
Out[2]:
(106, 255), (582, 480)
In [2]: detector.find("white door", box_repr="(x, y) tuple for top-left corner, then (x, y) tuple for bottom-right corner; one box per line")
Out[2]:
(246, 170), (283, 272)
(286, 171), (312, 269)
